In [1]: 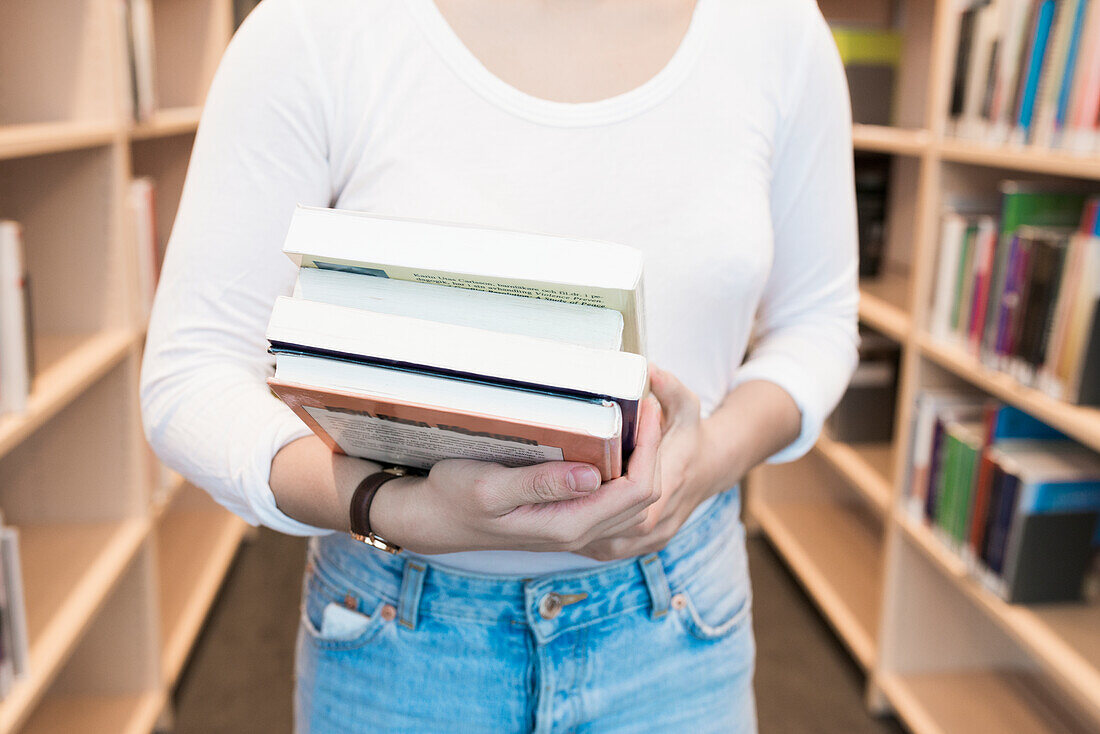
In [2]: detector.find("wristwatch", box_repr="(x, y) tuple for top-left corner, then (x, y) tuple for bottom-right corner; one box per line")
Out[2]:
(349, 466), (411, 554)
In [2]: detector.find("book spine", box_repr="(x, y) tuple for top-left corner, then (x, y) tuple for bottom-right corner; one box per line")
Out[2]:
(986, 471), (1022, 575)
(1013, 0), (1058, 143)
(925, 418), (949, 523)
(1032, 0), (1077, 146)
(970, 452), (998, 554)
(0, 223), (31, 414)
(1072, 298), (1100, 404)
(1052, 0), (1091, 139)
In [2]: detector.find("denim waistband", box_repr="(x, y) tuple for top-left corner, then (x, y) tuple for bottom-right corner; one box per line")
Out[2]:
(309, 487), (742, 644)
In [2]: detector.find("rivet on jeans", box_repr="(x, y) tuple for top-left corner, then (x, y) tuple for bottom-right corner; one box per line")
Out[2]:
(671, 593), (687, 610)
(380, 604), (397, 621)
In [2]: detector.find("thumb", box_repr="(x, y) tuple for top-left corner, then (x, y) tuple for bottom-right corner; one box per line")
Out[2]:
(648, 365), (699, 430)
(502, 462), (603, 506)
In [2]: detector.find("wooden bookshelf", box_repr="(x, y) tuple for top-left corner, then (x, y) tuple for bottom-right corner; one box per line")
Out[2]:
(860, 268), (912, 342)
(0, 1), (241, 732)
(749, 452), (884, 670)
(815, 433), (893, 514)
(749, 0), (1100, 731)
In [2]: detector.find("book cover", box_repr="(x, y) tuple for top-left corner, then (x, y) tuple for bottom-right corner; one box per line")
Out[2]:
(268, 379), (623, 480)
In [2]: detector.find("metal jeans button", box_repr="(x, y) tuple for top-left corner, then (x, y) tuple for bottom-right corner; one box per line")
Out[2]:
(538, 593), (563, 620)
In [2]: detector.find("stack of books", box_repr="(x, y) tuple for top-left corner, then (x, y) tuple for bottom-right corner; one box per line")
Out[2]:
(266, 207), (648, 480)
(0, 221), (33, 416)
(930, 184), (1099, 405)
(947, 0), (1100, 152)
(905, 391), (1100, 603)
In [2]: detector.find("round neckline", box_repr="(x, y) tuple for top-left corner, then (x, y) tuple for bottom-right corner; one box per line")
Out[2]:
(402, 0), (713, 128)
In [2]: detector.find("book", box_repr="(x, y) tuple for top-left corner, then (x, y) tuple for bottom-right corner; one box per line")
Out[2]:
(0, 525), (29, 687)
(281, 206), (648, 355)
(831, 27), (902, 126)
(129, 177), (159, 320)
(0, 222), (33, 415)
(991, 440), (1100, 601)
(126, 0), (157, 121)
(294, 266), (624, 351)
(269, 353), (624, 479)
(266, 297), (649, 455)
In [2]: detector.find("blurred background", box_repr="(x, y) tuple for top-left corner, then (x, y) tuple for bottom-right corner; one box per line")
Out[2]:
(0, 0), (1098, 731)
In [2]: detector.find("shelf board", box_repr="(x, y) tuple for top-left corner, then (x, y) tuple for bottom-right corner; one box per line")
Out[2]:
(898, 513), (1100, 725)
(157, 508), (247, 685)
(878, 670), (1095, 734)
(937, 138), (1100, 180)
(0, 518), (149, 734)
(815, 434), (893, 514)
(918, 334), (1100, 454)
(752, 498), (882, 669)
(853, 124), (931, 156)
(19, 690), (165, 734)
(128, 107), (201, 141)
(0, 330), (136, 459)
(0, 121), (119, 162)
(859, 269), (912, 341)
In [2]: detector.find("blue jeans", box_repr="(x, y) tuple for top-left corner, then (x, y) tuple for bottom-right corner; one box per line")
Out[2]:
(295, 488), (756, 733)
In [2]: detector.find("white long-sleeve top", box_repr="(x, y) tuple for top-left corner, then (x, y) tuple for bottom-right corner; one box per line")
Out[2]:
(141, 0), (859, 574)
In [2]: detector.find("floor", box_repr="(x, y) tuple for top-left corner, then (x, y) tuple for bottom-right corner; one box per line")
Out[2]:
(171, 529), (905, 733)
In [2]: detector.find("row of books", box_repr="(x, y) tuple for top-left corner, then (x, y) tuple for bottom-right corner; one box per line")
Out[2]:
(0, 222), (34, 416)
(855, 153), (892, 278)
(904, 391), (1100, 603)
(266, 207), (648, 478)
(929, 184), (1099, 405)
(948, 0), (1100, 153)
(0, 518), (28, 698)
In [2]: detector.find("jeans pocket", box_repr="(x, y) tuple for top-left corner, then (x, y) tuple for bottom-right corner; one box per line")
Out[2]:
(300, 562), (388, 651)
(674, 589), (752, 642)
(672, 526), (753, 642)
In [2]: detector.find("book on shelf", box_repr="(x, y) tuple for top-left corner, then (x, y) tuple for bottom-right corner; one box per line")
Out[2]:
(0, 221), (34, 416)
(0, 515), (30, 698)
(904, 393), (1100, 603)
(124, 0), (158, 122)
(830, 26), (902, 127)
(854, 153), (891, 278)
(130, 177), (160, 320)
(930, 184), (1100, 404)
(947, 0), (1100, 152)
(267, 207), (649, 480)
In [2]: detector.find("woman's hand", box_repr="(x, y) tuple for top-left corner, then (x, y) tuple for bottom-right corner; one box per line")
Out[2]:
(576, 365), (730, 561)
(369, 397), (665, 555)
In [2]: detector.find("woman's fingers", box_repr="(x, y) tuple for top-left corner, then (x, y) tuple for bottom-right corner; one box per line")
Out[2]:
(648, 364), (700, 432)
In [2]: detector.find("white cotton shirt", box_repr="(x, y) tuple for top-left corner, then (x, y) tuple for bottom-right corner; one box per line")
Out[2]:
(141, 0), (860, 575)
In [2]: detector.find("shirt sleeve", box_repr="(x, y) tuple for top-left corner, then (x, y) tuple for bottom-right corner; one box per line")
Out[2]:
(729, 7), (860, 463)
(140, 0), (335, 535)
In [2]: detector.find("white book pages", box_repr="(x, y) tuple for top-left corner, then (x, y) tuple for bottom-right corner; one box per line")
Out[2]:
(296, 267), (623, 351)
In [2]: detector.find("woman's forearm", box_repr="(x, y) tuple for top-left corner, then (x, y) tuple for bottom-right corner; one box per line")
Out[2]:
(269, 436), (381, 531)
(699, 379), (802, 496)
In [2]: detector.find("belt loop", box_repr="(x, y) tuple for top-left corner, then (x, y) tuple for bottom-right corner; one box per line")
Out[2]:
(638, 553), (671, 620)
(397, 559), (427, 630)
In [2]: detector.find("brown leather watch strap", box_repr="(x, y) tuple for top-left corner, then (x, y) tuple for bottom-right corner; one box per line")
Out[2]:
(349, 469), (408, 553)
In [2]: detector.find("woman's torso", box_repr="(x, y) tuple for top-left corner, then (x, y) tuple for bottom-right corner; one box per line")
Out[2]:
(293, 0), (811, 572)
